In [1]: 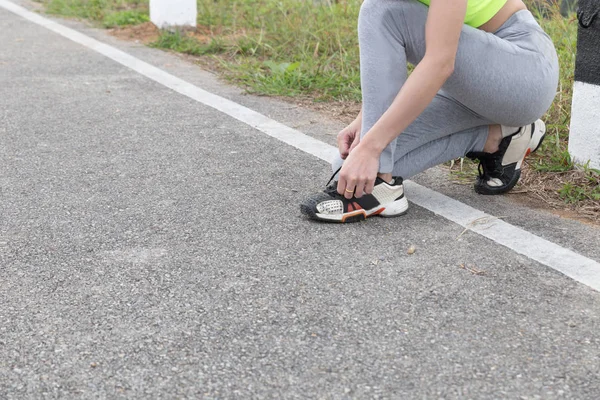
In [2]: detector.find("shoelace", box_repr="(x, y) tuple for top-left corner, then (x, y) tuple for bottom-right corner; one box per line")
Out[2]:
(477, 155), (502, 181)
(477, 161), (487, 180)
(324, 166), (343, 196)
(477, 131), (522, 181)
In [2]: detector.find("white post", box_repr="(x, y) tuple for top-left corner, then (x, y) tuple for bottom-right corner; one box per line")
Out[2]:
(568, 0), (600, 170)
(150, 0), (197, 30)
(569, 82), (600, 170)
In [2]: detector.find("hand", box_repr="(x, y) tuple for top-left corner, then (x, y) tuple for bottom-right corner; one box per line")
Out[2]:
(337, 144), (380, 199)
(336, 118), (361, 160)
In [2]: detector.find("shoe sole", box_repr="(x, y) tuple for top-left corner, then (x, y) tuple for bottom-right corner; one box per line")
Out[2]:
(475, 120), (546, 196)
(301, 196), (409, 223)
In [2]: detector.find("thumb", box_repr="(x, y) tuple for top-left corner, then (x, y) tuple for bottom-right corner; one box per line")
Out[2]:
(349, 133), (360, 152)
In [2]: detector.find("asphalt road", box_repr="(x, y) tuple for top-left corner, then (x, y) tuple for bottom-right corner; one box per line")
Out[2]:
(1, 3), (599, 399)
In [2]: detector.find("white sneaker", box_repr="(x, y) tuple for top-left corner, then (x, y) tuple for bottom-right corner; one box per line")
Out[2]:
(471, 120), (546, 195)
(300, 175), (408, 223)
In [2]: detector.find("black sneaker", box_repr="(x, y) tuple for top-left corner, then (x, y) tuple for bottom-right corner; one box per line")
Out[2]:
(300, 170), (408, 223)
(468, 120), (546, 195)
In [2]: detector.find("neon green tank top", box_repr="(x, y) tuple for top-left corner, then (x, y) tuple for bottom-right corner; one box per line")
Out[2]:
(417, 0), (507, 28)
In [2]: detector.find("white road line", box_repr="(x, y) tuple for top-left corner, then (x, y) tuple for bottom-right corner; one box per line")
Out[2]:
(2, 0), (600, 292)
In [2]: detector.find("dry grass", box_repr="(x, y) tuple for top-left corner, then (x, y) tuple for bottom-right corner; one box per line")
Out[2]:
(519, 167), (600, 222)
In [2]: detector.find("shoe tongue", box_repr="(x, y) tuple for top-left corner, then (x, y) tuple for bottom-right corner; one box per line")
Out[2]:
(375, 176), (398, 185)
(324, 181), (339, 194)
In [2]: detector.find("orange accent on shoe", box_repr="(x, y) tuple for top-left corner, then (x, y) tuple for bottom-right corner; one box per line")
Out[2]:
(353, 202), (362, 210)
(525, 148), (532, 157)
(370, 208), (385, 216)
(347, 203), (354, 212)
(341, 210), (366, 223)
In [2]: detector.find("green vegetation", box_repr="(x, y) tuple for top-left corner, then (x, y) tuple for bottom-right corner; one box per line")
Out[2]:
(36, 0), (363, 102)
(34, 0), (599, 214)
(511, 4), (599, 207)
(526, 4), (576, 174)
(194, 0), (362, 101)
(102, 9), (148, 27)
(36, 0), (148, 26)
(151, 31), (226, 56)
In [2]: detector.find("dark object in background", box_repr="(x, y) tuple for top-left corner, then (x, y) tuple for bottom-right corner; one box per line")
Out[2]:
(575, 0), (600, 86)
(561, 0), (578, 16)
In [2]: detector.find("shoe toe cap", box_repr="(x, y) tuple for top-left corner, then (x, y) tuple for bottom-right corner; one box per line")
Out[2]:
(300, 192), (337, 217)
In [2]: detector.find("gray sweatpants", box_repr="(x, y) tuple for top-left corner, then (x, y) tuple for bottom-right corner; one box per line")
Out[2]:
(333, 0), (559, 178)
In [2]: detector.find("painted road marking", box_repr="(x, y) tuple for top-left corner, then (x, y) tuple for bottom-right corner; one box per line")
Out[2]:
(2, 0), (600, 291)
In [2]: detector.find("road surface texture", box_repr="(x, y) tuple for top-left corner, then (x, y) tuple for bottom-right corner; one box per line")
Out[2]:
(1, 1), (599, 398)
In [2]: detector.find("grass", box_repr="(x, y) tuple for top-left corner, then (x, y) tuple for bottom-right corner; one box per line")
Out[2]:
(151, 31), (227, 56)
(448, 2), (597, 209)
(35, 0), (363, 101)
(189, 0), (363, 102)
(102, 9), (148, 28)
(524, 2), (576, 175)
(36, 0), (149, 27)
(34, 0), (599, 218)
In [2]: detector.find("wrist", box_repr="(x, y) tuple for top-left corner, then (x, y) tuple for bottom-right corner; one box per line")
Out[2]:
(358, 134), (386, 155)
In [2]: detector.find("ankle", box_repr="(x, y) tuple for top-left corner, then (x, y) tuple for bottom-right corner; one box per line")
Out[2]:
(378, 172), (393, 183)
(483, 125), (502, 154)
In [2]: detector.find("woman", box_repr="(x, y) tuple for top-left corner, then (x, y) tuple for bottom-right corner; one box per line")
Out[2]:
(300, 0), (559, 223)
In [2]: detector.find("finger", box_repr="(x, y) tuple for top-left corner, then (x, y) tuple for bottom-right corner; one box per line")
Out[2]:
(340, 141), (349, 159)
(338, 175), (356, 198)
(349, 133), (360, 153)
(354, 180), (365, 198)
(338, 143), (350, 160)
(337, 176), (347, 196)
(336, 132), (345, 149)
(364, 178), (375, 195)
(343, 179), (356, 199)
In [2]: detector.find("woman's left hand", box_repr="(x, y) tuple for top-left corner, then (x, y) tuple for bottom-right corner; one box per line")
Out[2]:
(337, 144), (380, 199)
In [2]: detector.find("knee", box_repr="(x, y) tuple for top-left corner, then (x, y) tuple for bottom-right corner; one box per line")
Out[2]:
(360, 0), (410, 15)
(359, 0), (380, 17)
(358, 0), (392, 42)
(358, 0), (418, 38)
(359, 0), (399, 26)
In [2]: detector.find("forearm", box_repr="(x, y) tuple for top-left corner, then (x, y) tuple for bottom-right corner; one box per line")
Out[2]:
(334, 0), (465, 197)
(359, 57), (453, 154)
(355, 107), (363, 123)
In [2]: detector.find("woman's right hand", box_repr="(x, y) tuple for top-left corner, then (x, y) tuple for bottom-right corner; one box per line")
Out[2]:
(337, 118), (362, 160)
